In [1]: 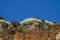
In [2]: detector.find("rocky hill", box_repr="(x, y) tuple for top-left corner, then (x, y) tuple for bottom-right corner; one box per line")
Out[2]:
(0, 17), (60, 40)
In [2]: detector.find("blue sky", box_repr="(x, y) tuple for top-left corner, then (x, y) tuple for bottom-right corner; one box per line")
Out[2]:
(0, 0), (60, 23)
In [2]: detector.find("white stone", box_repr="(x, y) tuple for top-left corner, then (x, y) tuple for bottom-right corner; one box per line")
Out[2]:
(56, 33), (60, 40)
(45, 20), (54, 25)
(20, 18), (42, 24)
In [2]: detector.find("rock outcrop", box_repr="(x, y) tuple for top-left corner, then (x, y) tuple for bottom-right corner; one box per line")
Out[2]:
(0, 17), (60, 40)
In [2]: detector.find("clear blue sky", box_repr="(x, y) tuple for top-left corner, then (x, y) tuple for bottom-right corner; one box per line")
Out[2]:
(0, 0), (60, 23)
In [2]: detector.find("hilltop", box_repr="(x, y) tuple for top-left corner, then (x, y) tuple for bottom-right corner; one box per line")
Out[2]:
(0, 16), (60, 40)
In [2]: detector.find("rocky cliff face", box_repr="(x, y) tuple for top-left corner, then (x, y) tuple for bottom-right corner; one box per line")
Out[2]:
(0, 18), (60, 40)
